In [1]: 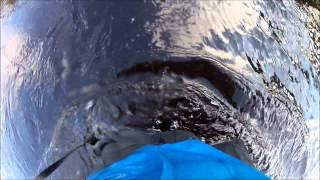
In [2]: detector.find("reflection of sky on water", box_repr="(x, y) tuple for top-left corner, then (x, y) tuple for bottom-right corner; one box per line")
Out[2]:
(1, 0), (319, 179)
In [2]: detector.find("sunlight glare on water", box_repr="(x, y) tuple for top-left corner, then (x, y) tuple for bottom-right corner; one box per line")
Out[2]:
(1, 0), (319, 179)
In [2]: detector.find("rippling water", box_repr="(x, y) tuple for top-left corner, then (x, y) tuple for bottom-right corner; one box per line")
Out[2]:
(1, 0), (319, 179)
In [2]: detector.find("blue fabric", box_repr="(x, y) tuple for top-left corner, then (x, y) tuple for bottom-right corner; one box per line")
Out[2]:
(88, 140), (269, 180)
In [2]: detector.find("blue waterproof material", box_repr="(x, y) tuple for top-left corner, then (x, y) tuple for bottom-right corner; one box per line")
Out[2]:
(88, 140), (269, 180)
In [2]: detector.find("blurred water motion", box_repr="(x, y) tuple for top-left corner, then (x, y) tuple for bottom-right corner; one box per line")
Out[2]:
(1, 0), (319, 179)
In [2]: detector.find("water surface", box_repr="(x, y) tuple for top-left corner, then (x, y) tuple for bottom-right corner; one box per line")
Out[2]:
(1, 0), (319, 179)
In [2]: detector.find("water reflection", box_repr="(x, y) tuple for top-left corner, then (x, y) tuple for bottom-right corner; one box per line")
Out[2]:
(1, 0), (319, 179)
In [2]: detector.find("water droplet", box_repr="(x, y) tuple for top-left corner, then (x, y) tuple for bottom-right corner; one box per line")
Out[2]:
(130, 17), (135, 23)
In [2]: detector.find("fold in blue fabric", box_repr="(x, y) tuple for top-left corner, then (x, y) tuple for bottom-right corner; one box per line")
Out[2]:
(88, 140), (269, 180)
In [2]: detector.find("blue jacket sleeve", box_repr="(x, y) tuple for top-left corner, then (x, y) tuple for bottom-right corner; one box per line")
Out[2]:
(88, 139), (270, 180)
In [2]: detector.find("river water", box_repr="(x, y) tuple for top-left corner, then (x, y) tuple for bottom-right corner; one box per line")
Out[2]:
(1, 0), (319, 179)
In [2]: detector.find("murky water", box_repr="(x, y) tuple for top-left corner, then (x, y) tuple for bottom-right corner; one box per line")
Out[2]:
(1, 0), (319, 179)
